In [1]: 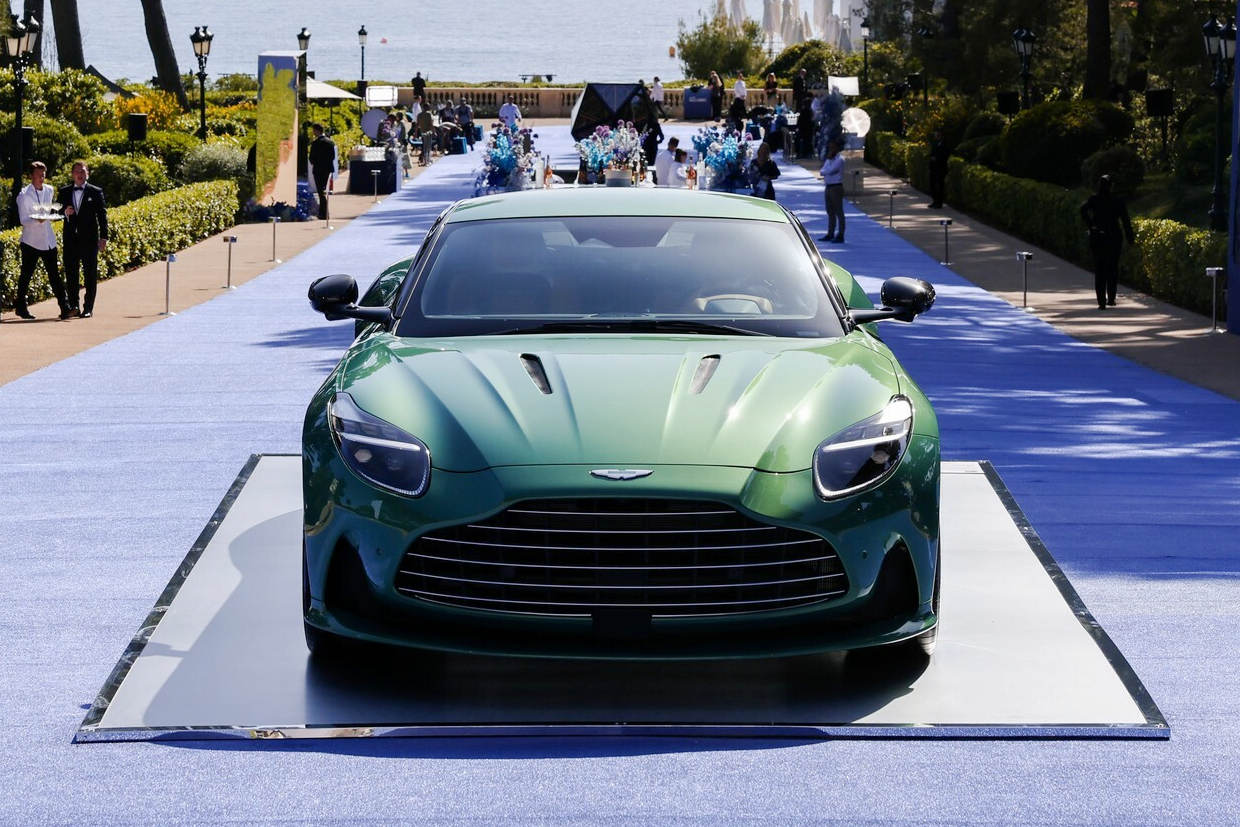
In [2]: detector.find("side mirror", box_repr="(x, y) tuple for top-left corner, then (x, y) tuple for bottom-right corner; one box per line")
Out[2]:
(308, 274), (393, 325)
(851, 277), (935, 324)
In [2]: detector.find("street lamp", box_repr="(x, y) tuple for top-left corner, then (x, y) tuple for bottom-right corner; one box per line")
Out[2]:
(1011, 27), (1036, 110)
(358, 25), (367, 82)
(1203, 15), (1236, 232)
(297, 26), (311, 51)
(916, 25), (935, 104)
(4, 13), (39, 226)
(860, 17), (871, 96)
(189, 25), (213, 140)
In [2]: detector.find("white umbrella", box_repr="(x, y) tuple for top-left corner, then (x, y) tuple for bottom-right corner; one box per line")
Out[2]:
(781, 0), (796, 42)
(802, 12), (813, 42)
(763, 0), (781, 36)
(714, 0), (727, 19)
(824, 14), (841, 48)
(813, 0), (829, 37)
(730, 0), (747, 25)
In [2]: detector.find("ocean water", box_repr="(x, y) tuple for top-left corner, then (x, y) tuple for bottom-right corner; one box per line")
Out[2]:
(63, 0), (724, 85)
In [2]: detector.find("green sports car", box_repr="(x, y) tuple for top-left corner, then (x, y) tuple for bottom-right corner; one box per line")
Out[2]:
(303, 187), (939, 661)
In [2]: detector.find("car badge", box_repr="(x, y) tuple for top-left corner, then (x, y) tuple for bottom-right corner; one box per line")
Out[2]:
(590, 469), (653, 481)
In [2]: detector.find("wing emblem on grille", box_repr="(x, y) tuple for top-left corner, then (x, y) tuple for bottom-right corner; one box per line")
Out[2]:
(590, 469), (654, 481)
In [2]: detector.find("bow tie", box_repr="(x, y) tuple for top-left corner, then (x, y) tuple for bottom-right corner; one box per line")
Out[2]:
(73, 186), (84, 191)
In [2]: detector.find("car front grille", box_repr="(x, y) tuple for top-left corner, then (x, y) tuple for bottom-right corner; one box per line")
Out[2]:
(394, 498), (849, 617)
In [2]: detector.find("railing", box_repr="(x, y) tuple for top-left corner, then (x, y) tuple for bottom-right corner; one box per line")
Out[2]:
(394, 86), (793, 119)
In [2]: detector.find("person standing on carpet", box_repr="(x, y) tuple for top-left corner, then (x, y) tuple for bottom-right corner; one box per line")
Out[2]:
(308, 124), (336, 220)
(12, 161), (73, 321)
(819, 140), (845, 243)
(1080, 174), (1134, 310)
(58, 161), (109, 319)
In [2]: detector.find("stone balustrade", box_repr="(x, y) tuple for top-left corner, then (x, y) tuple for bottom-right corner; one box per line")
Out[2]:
(394, 87), (795, 119)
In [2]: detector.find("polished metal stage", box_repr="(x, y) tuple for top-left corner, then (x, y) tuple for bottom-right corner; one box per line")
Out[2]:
(77, 457), (1167, 742)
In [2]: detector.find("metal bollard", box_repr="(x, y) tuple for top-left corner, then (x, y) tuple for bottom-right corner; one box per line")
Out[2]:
(323, 187), (333, 230)
(371, 169), (381, 202)
(270, 216), (282, 264)
(1017, 251), (1034, 312)
(939, 218), (953, 265)
(161, 253), (176, 315)
(852, 168), (862, 196)
(888, 190), (897, 228)
(1205, 267), (1225, 333)
(222, 235), (237, 289)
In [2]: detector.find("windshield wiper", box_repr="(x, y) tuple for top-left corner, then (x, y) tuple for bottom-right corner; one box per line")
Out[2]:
(491, 319), (770, 337)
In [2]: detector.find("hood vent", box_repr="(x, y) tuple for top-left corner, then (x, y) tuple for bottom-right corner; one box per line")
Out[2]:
(689, 355), (721, 394)
(520, 354), (552, 394)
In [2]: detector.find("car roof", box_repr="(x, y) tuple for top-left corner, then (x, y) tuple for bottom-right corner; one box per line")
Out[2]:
(444, 187), (791, 224)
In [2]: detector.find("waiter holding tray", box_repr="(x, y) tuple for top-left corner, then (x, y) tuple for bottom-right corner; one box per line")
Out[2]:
(12, 160), (72, 321)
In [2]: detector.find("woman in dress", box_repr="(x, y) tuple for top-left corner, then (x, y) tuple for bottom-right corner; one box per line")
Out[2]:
(764, 72), (779, 104)
(708, 71), (723, 120)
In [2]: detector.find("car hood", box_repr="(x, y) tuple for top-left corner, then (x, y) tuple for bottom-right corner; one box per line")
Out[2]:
(339, 334), (903, 473)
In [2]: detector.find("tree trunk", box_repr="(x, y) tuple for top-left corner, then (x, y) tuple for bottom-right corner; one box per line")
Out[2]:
(139, 0), (190, 110)
(23, 0), (44, 67)
(49, 0), (83, 69)
(1083, 0), (1111, 99)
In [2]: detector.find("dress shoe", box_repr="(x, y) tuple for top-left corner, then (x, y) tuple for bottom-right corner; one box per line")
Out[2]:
(1098, 304), (1108, 310)
(819, 234), (833, 241)
(15, 308), (34, 320)
(80, 310), (93, 318)
(1107, 299), (1115, 306)
(59, 308), (76, 320)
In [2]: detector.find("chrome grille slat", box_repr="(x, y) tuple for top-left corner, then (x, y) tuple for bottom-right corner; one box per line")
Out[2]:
(419, 536), (822, 552)
(394, 498), (850, 618)
(403, 552), (838, 571)
(402, 571), (845, 589)
(396, 587), (849, 609)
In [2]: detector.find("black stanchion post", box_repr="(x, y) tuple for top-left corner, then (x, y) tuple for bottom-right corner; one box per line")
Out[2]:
(271, 216), (282, 263)
(888, 190), (897, 228)
(852, 169), (861, 196)
(1017, 251), (1034, 312)
(371, 169), (381, 202)
(162, 254), (176, 315)
(222, 235), (237, 289)
(1206, 266), (1225, 332)
(939, 218), (952, 265)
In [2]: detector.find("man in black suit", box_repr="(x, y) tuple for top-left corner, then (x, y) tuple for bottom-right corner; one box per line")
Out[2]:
(58, 161), (109, 318)
(308, 123), (336, 220)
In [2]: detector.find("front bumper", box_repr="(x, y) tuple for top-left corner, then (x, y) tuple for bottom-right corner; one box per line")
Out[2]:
(303, 436), (940, 660)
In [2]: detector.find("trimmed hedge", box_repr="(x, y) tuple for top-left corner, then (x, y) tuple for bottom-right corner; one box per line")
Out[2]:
(864, 131), (1226, 319)
(2, 180), (238, 309)
(90, 130), (201, 179)
(56, 153), (173, 206)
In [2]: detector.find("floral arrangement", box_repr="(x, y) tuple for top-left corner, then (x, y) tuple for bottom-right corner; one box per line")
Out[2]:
(242, 198), (310, 223)
(474, 125), (539, 196)
(692, 125), (754, 192)
(575, 122), (646, 180)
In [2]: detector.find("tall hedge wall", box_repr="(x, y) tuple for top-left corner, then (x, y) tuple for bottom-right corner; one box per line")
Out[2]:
(865, 132), (1227, 319)
(2, 180), (238, 309)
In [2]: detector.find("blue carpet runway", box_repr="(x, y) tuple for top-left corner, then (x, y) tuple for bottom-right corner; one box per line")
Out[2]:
(2, 127), (1237, 823)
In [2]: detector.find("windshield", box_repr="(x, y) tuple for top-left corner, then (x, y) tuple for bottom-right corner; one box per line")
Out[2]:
(395, 216), (846, 338)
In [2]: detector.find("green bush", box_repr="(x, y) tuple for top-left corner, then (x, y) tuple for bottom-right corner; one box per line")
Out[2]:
(856, 97), (905, 136)
(0, 112), (90, 181)
(1081, 145), (1145, 198)
(56, 154), (173, 205)
(676, 12), (765, 79)
(179, 142), (248, 183)
(0, 68), (112, 134)
(1173, 103), (1226, 184)
(963, 111), (1006, 140)
(905, 96), (975, 151)
(89, 130), (201, 179)
(2, 180), (238, 308)
(760, 40), (860, 82)
(865, 131), (1225, 319)
(1000, 100), (1134, 186)
(953, 135), (997, 163)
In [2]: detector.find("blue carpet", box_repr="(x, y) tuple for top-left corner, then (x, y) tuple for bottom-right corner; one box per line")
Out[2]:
(2, 127), (1237, 824)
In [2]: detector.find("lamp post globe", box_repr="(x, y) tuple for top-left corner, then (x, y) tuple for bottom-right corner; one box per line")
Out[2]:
(298, 27), (311, 51)
(190, 25), (213, 140)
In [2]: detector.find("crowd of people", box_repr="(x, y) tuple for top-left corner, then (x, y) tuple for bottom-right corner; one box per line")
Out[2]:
(4, 160), (109, 322)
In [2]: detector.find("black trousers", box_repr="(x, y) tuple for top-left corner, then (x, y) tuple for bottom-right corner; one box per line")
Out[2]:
(929, 164), (946, 207)
(825, 184), (845, 240)
(311, 166), (332, 219)
(63, 243), (99, 312)
(1090, 235), (1122, 306)
(18, 243), (69, 312)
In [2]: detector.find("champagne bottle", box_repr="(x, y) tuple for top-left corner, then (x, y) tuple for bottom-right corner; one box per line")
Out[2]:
(543, 154), (553, 189)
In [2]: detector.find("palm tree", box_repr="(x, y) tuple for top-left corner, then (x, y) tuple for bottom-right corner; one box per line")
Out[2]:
(1083, 0), (1110, 99)
(50, 0), (83, 69)
(139, 0), (189, 110)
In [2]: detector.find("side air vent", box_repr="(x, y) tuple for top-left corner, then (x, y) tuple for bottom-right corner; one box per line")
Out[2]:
(690, 355), (721, 394)
(520, 354), (552, 394)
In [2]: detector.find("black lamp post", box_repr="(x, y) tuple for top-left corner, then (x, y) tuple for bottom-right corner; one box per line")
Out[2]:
(1011, 27), (1036, 110)
(358, 25), (367, 82)
(1203, 16), (1236, 232)
(860, 18), (871, 96)
(297, 26), (311, 52)
(916, 25), (935, 104)
(4, 13), (39, 227)
(297, 27), (311, 105)
(189, 25), (213, 140)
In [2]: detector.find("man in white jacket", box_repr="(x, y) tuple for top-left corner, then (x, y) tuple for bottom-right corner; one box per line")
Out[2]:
(12, 161), (72, 321)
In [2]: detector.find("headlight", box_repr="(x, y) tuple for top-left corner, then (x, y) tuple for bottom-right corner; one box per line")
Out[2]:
(328, 392), (430, 497)
(813, 396), (913, 500)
